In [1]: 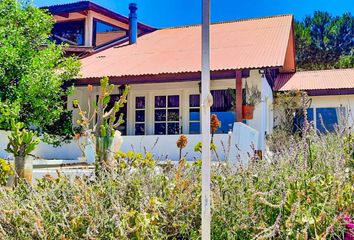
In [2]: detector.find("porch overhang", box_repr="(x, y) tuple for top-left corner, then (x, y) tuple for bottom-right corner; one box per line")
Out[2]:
(74, 69), (252, 86)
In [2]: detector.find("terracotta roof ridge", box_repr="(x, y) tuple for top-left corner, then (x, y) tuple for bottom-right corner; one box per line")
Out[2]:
(160, 14), (293, 30)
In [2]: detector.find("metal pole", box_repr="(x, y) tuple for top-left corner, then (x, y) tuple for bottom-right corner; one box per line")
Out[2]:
(201, 0), (211, 239)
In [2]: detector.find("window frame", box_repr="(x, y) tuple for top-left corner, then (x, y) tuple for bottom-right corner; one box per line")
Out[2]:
(51, 19), (86, 46)
(153, 95), (181, 135)
(134, 96), (146, 135)
(92, 18), (128, 47)
(189, 94), (201, 134)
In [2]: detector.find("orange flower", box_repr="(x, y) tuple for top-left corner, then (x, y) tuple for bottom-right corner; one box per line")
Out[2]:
(210, 114), (220, 134)
(74, 133), (81, 140)
(176, 134), (188, 149)
(87, 84), (93, 92)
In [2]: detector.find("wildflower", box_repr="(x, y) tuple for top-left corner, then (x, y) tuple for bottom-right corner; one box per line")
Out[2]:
(176, 134), (188, 149)
(74, 133), (81, 140)
(177, 135), (188, 160)
(72, 99), (79, 108)
(87, 84), (93, 92)
(343, 215), (354, 240)
(210, 114), (220, 134)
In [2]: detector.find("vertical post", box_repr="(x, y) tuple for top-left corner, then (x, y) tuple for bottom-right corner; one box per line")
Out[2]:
(235, 70), (243, 122)
(201, 0), (211, 239)
(85, 11), (93, 47)
(259, 73), (268, 152)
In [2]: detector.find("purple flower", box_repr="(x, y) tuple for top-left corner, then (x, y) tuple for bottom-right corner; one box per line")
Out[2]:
(343, 215), (354, 240)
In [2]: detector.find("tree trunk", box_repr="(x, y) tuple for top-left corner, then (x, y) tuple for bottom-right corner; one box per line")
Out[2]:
(14, 155), (33, 185)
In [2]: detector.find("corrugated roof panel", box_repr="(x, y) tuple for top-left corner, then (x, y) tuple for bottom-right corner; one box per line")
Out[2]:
(275, 69), (354, 91)
(79, 14), (293, 79)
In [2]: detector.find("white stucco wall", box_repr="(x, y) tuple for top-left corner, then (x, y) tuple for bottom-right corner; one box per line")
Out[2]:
(0, 70), (278, 162)
(0, 130), (83, 160)
(0, 130), (226, 161)
(0, 69), (268, 161)
(69, 70), (268, 138)
(120, 133), (231, 161)
(308, 94), (354, 127)
(246, 74), (274, 150)
(273, 93), (354, 131)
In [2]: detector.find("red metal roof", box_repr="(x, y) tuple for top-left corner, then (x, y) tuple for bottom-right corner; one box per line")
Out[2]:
(275, 68), (354, 91)
(79, 15), (294, 80)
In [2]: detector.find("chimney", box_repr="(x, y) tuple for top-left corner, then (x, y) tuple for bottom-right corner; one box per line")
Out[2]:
(129, 3), (138, 44)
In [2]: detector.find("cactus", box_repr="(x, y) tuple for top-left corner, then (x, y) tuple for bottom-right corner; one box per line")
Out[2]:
(74, 77), (129, 169)
(5, 121), (40, 184)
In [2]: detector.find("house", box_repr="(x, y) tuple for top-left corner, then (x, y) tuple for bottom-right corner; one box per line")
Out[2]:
(275, 68), (354, 132)
(30, 1), (353, 162)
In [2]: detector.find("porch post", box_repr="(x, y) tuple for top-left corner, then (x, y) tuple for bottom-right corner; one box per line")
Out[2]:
(235, 70), (243, 122)
(85, 11), (93, 47)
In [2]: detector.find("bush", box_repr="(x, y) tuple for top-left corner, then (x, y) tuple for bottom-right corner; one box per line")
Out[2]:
(0, 130), (352, 239)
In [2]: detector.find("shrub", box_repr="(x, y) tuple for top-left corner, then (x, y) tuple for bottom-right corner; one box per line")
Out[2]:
(0, 130), (352, 239)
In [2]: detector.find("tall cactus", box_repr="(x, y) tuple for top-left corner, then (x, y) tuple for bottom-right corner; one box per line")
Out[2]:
(74, 77), (129, 169)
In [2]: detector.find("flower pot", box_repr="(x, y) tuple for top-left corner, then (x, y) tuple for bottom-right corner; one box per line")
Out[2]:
(14, 155), (33, 184)
(242, 105), (255, 120)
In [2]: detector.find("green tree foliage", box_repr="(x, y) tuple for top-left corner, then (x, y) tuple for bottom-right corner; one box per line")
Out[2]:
(295, 11), (354, 70)
(0, 0), (80, 134)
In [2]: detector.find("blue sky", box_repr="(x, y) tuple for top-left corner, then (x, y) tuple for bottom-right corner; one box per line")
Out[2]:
(34, 0), (354, 28)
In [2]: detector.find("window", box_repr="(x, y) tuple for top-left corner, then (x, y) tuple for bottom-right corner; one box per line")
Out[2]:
(135, 97), (145, 135)
(316, 107), (344, 133)
(154, 95), (180, 135)
(293, 108), (314, 132)
(188, 90), (235, 134)
(51, 20), (85, 46)
(93, 19), (128, 47)
(189, 95), (200, 134)
(293, 107), (345, 133)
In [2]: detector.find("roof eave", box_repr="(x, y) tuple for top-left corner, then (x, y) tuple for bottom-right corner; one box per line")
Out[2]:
(41, 1), (156, 32)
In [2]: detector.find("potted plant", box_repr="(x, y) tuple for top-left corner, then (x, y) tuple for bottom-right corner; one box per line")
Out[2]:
(5, 121), (40, 185)
(242, 83), (261, 120)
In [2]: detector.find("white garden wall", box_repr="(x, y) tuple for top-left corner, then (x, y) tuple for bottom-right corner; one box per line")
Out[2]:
(0, 130), (82, 160)
(0, 124), (259, 163)
(120, 133), (230, 161)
